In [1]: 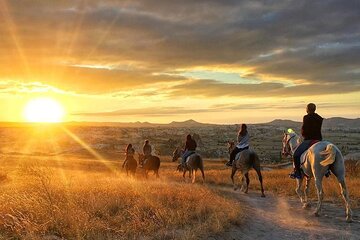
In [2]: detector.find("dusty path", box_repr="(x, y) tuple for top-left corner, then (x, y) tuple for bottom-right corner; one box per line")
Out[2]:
(209, 187), (360, 240)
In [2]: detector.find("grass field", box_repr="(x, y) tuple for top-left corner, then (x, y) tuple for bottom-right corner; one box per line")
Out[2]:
(0, 153), (359, 239)
(0, 155), (242, 240)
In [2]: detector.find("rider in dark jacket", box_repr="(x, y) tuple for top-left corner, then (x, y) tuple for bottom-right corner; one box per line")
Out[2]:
(143, 140), (152, 159)
(290, 103), (323, 179)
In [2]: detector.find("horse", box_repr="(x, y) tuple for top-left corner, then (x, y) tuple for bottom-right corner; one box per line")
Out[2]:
(282, 130), (352, 222)
(122, 155), (137, 176)
(228, 142), (265, 197)
(172, 148), (205, 183)
(138, 153), (160, 178)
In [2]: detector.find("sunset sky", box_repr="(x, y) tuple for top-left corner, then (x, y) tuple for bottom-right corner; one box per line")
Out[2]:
(0, 0), (359, 123)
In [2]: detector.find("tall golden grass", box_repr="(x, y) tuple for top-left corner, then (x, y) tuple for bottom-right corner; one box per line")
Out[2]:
(1, 154), (359, 239)
(0, 156), (242, 239)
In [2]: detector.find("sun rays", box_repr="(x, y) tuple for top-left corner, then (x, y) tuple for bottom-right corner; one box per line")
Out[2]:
(23, 98), (65, 123)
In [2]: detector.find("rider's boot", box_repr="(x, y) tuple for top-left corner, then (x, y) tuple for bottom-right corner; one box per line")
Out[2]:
(325, 169), (331, 177)
(289, 168), (302, 179)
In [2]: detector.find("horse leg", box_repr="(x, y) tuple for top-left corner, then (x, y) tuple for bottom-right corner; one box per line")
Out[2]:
(145, 170), (148, 179)
(332, 164), (353, 222)
(155, 170), (159, 178)
(303, 177), (312, 209)
(182, 169), (186, 181)
(314, 177), (324, 217)
(240, 175), (246, 192)
(255, 168), (265, 197)
(244, 172), (250, 194)
(231, 168), (238, 191)
(338, 178), (353, 222)
(191, 169), (196, 184)
(200, 167), (205, 183)
(295, 177), (304, 204)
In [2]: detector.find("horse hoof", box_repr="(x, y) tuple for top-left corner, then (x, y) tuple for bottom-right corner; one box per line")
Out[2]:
(346, 217), (353, 223)
(233, 187), (238, 191)
(314, 212), (320, 217)
(261, 194), (266, 198)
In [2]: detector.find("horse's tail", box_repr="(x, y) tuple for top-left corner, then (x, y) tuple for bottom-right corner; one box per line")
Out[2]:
(248, 150), (257, 168)
(195, 154), (203, 169)
(320, 143), (336, 166)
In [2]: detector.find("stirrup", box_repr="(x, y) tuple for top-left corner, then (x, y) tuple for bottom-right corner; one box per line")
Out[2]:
(289, 170), (301, 179)
(325, 169), (331, 178)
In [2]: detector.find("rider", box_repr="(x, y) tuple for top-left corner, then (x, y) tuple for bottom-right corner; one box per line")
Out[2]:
(226, 123), (250, 166)
(181, 134), (197, 167)
(122, 143), (135, 168)
(290, 103), (323, 179)
(142, 139), (152, 160)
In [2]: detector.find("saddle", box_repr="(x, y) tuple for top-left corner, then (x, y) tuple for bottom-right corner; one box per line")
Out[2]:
(310, 140), (320, 147)
(300, 140), (320, 165)
(299, 140), (331, 178)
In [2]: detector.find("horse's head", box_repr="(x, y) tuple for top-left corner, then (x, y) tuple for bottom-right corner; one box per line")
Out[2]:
(172, 148), (182, 162)
(138, 153), (145, 165)
(282, 129), (297, 157)
(176, 163), (183, 172)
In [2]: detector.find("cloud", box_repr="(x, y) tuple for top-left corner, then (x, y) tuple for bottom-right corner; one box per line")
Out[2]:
(167, 79), (360, 98)
(73, 106), (219, 117)
(73, 100), (360, 118)
(0, 0), (359, 97)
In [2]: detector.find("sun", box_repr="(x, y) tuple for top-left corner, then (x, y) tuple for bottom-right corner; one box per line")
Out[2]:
(24, 98), (65, 123)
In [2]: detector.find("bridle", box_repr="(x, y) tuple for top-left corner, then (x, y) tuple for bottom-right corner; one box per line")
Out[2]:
(283, 134), (296, 157)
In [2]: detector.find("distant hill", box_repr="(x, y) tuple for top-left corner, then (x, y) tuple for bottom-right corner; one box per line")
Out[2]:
(0, 117), (359, 128)
(323, 117), (360, 128)
(266, 117), (360, 129)
(266, 119), (300, 128)
(168, 119), (214, 128)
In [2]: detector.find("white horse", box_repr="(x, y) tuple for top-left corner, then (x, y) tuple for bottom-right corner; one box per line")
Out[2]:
(282, 130), (352, 222)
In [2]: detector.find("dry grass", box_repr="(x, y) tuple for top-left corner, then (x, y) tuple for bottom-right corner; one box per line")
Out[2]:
(1, 153), (359, 239)
(0, 155), (242, 240)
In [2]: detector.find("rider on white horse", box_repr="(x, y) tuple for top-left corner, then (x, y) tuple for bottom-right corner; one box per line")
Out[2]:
(290, 103), (324, 179)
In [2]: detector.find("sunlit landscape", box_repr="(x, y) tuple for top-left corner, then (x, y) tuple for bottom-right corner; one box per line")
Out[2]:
(0, 0), (359, 239)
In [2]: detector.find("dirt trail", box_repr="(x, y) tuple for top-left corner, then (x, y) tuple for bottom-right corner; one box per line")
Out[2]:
(209, 187), (360, 240)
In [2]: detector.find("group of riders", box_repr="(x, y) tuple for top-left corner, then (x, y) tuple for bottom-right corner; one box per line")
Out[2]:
(123, 103), (324, 179)
(122, 140), (152, 168)
(226, 102), (325, 179)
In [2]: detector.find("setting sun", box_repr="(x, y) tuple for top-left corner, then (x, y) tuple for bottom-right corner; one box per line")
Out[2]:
(24, 98), (65, 122)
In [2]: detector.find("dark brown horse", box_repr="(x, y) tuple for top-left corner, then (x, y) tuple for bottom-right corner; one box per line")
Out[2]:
(138, 154), (160, 178)
(122, 156), (137, 176)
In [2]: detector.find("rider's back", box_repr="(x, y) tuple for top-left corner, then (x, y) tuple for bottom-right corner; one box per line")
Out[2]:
(302, 113), (323, 141)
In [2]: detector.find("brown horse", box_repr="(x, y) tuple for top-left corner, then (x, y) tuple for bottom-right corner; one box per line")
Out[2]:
(228, 142), (265, 197)
(122, 156), (137, 176)
(138, 154), (160, 178)
(172, 148), (205, 183)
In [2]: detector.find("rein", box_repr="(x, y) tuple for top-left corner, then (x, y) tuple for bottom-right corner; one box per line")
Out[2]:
(284, 134), (297, 157)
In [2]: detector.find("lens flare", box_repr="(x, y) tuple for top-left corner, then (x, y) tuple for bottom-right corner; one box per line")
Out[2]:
(24, 98), (65, 122)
